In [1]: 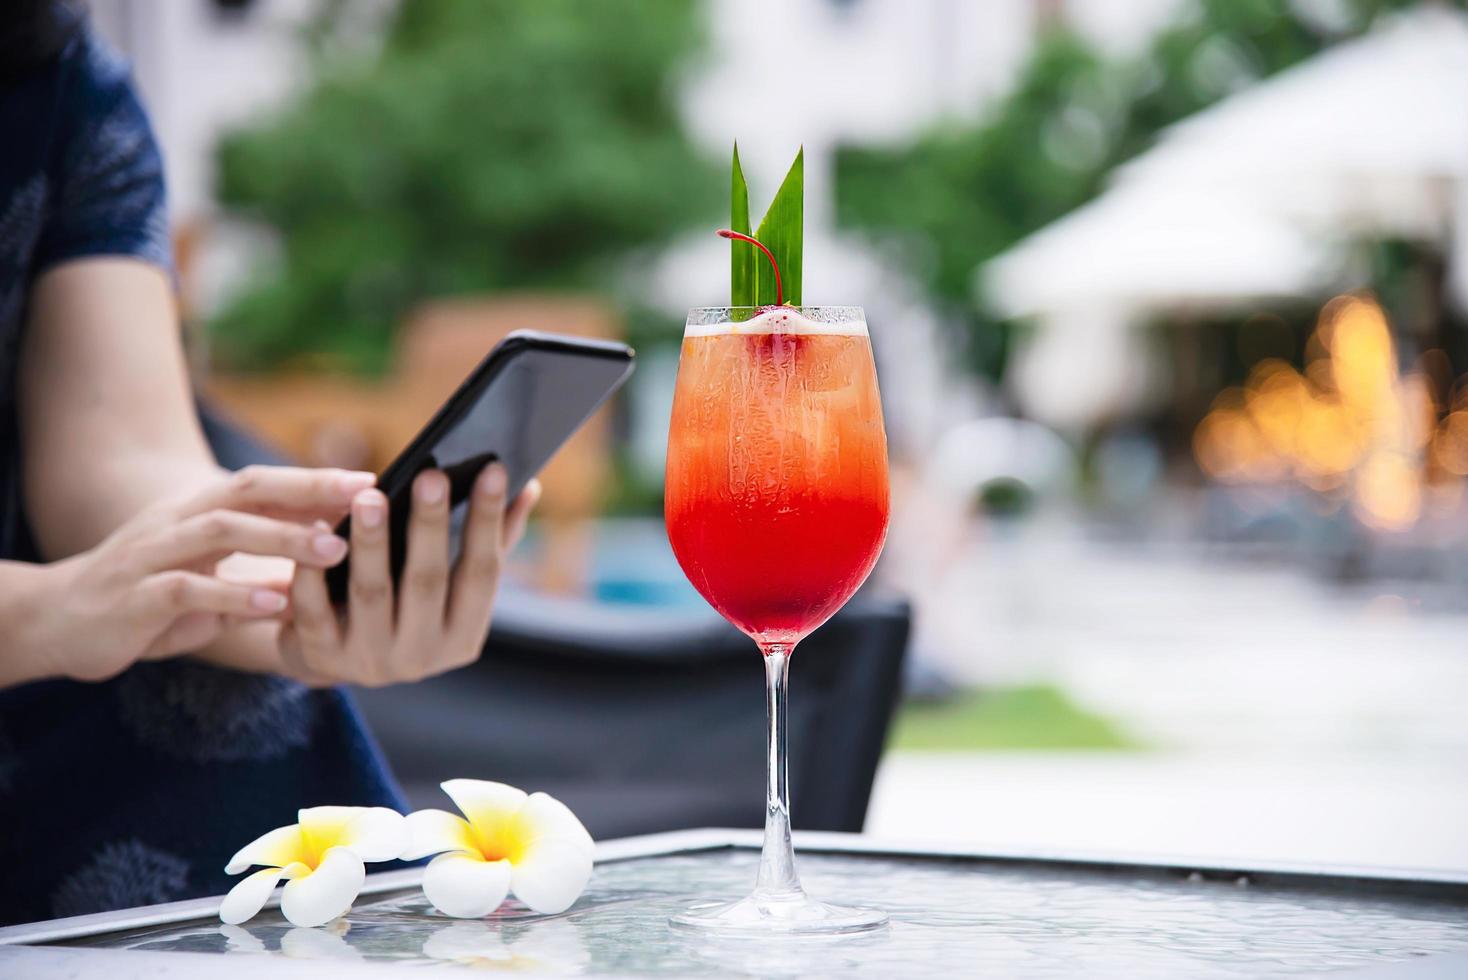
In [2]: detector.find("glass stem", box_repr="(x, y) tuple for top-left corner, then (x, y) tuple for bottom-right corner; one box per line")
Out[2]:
(755, 642), (804, 901)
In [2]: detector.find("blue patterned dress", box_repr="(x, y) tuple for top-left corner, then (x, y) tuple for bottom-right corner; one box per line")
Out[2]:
(0, 23), (406, 925)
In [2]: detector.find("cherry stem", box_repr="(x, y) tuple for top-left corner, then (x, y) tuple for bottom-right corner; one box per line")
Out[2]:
(718, 229), (783, 308)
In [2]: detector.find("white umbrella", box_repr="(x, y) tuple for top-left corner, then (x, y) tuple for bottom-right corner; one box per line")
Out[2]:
(1115, 6), (1468, 296)
(982, 182), (1330, 319)
(978, 8), (1468, 431)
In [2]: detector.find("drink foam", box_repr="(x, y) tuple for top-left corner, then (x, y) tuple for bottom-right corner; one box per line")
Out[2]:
(686, 307), (868, 338)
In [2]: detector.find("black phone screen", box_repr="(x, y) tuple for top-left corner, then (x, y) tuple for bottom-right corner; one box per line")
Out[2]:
(326, 332), (634, 604)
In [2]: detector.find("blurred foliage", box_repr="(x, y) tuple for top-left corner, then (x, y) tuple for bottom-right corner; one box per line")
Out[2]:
(211, 0), (718, 373)
(835, 0), (1436, 381)
(604, 448), (669, 516)
(892, 684), (1139, 751)
(976, 477), (1034, 518)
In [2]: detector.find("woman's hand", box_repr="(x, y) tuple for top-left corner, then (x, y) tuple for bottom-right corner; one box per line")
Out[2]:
(278, 462), (540, 687)
(5, 466), (374, 685)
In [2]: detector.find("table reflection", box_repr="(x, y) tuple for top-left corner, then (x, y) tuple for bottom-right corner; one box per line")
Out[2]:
(62, 850), (1468, 978)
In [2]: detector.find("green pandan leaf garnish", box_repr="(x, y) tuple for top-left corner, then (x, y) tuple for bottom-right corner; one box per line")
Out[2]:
(753, 147), (802, 307)
(726, 145), (802, 309)
(730, 144), (756, 308)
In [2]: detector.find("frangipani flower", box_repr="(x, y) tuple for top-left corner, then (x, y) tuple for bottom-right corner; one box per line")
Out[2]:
(404, 780), (594, 918)
(220, 806), (407, 928)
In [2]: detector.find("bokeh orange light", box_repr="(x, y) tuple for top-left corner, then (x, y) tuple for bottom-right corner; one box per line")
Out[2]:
(1194, 295), (1463, 531)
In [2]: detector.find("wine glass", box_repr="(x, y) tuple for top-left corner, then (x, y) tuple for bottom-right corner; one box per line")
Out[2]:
(664, 306), (890, 935)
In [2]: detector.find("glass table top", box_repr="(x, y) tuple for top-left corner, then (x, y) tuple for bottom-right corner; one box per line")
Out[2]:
(57, 847), (1468, 978)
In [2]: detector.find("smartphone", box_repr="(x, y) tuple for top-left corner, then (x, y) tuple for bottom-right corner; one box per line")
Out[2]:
(325, 331), (635, 605)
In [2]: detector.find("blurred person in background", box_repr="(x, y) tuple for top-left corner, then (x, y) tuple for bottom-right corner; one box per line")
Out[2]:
(0, 1), (538, 925)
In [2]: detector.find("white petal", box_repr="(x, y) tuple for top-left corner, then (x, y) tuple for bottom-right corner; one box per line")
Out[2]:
(421, 921), (512, 962)
(219, 866), (286, 925)
(510, 838), (593, 914)
(441, 780), (528, 828)
(338, 807), (408, 863)
(279, 847), (365, 928)
(225, 824), (305, 875)
(422, 851), (513, 918)
(520, 792), (595, 855)
(402, 809), (478, 861)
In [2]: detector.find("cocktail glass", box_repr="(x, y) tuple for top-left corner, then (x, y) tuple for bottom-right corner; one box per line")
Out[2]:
(664, 306), (890, 935)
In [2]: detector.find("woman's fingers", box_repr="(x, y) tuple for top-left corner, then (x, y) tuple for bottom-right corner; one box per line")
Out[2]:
(138, 510), (348, 573)
(178, 466), (375, 521)
(142, 611), (227, 659)
(190, 464), (535, 688)
(447, 464), (509, 638)
(344, 489), (394, 650)
(503, 478), (541, 551)
(136, 570), (289, 624)
(395, 471), (452, 660)
(288, 561), (341, 675)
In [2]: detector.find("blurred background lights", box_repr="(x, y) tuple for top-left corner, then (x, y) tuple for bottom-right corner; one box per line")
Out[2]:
(1192, 294), (1466, 531)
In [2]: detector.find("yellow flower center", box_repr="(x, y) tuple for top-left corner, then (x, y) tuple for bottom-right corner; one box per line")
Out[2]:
(470, 811), (531, 864)
(299, 814), (352, 870)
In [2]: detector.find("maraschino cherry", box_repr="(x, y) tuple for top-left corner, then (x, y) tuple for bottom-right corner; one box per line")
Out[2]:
(717, 229), (784, 310)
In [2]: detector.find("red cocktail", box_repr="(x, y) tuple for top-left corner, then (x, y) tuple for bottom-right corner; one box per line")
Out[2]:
(666, 314), (889, 645)
(665, 305), (890, 935)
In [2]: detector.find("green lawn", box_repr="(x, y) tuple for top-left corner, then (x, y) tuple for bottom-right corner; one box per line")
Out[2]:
(890, 684), (1140, 751)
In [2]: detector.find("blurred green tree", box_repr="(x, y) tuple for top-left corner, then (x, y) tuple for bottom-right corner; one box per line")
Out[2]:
(834, 0), (1436, 381)
(210, 0), (717, 373)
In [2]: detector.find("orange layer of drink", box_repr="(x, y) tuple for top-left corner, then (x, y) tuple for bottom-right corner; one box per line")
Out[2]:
(665, 310), (889, 648)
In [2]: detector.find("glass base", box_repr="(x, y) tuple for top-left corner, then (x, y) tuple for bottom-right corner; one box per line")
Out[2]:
(670, 892), (888, 937)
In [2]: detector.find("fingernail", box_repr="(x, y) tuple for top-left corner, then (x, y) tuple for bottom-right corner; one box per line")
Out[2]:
(340, 472), (376, 494)
(357, 497), (384, 528)
(251, 589), (288, 613)
(313, 534), (348, 561)
(418, 473), (446, 505)
(481, 464), (507, 497)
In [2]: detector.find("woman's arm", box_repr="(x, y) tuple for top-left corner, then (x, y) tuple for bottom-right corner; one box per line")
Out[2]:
(19, 258), (223, 555)
(15, 257), (362, 680)
(0, 463), (372, 688)
(5, 34), (540, 686)
(16, 256), (540, 686)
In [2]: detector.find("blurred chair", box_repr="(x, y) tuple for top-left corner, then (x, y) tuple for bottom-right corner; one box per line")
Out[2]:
(352, 592), (912, 837)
